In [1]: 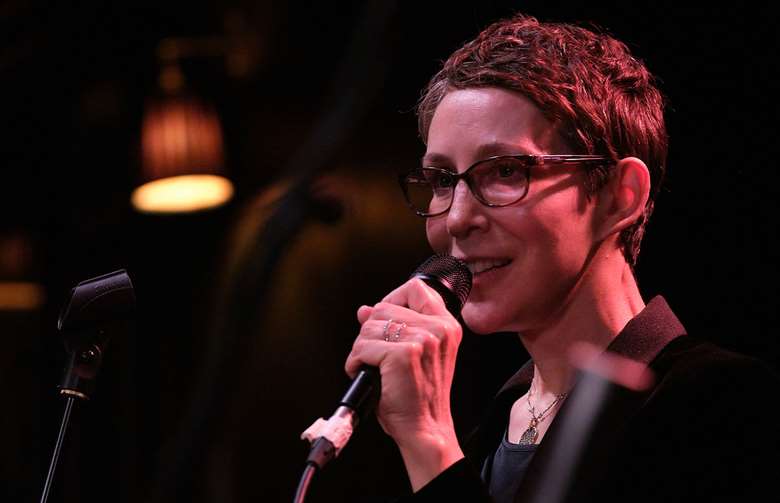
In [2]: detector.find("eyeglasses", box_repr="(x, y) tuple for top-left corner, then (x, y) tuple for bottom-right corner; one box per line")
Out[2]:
(399, 154), (612, 217)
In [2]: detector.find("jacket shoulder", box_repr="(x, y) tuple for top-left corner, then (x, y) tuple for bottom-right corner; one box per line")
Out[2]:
(650, 335), (778, 392)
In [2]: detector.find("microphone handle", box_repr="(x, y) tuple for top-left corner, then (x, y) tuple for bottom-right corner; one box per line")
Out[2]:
(340, 366), (380, 414)
(303, 369), (378, 471)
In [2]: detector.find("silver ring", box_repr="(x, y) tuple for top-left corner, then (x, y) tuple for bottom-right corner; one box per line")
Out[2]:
(382, 319), (394, 341)
(392, 322), (407, 342)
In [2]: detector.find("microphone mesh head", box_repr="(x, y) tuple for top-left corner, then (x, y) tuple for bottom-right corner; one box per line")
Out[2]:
(412, 255), (472, 312)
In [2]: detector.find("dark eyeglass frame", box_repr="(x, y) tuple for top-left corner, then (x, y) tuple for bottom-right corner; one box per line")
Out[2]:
(399, 154), (613, 217)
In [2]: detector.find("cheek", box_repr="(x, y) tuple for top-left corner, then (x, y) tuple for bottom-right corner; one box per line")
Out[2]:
(425, 217), (449, 253)
(507, 184), (584, 245)
(520, 199), (595, 273)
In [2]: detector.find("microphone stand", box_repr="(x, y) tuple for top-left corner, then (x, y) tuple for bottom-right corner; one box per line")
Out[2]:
(40, 395), (76, 503)
(39, 269), (135, 503)
(40, 344), (103, 503)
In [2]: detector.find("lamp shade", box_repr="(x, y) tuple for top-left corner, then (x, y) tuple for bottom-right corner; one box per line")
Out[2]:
(132, 95), (234, 213)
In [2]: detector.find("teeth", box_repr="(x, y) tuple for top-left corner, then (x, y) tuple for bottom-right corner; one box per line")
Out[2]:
(466, 259), (511, 275)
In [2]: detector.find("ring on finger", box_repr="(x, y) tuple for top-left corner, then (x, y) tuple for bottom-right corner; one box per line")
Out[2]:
(392, 322), (407, 342)
(382, 319), (394, 341)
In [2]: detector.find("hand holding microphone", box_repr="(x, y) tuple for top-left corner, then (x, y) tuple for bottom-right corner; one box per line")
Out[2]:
(348, 281), (464, 443)
(348, 270), (470, 490)
(297, 255), (471, 500)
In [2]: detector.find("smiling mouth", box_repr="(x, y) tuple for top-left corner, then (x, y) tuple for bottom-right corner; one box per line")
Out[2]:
(465, 259), (512, 276)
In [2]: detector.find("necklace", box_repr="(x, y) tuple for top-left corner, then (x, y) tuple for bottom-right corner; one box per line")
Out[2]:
(517, 382), (568, 445)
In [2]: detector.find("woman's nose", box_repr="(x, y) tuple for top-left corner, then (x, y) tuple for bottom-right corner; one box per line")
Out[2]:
(446, 180), (488, 237)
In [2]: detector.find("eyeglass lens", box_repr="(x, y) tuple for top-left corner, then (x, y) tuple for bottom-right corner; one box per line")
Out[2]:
(404, 157), (530, 215)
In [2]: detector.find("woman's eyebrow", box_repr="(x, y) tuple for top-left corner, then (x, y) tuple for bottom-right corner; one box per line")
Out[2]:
(421, 152), (450, 166)
(422, 142), (531, 167)
(474, 141), (531, 158)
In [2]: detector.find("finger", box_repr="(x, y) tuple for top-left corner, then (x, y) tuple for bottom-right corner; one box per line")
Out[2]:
(345, 321), (448, 384)
(345, 339), (389, 378)
(404, 328), (442, 355)
(363, 302), (451, 340)
(345, 339), (423, 378)
(358, 319), (415, 343)
(358, 319), (396, 342)
(357, 305), (373, 324)
(382, 278), (450, 317)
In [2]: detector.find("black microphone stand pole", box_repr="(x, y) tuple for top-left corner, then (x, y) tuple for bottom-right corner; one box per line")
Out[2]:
(40, 345), (103, 503)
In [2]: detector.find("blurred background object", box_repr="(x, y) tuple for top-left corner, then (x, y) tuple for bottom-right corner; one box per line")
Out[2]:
(0, 232), (45, 310)
(133, 36), (238, 214)
(0, 1), (773, 502)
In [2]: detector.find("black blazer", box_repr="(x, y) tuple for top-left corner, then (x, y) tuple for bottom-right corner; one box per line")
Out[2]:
(399, 297), (778, 503)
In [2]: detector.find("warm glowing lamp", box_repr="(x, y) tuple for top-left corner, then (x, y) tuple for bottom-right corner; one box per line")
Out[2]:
(132, 94), (234, 214)
(0, 233), (44, 311)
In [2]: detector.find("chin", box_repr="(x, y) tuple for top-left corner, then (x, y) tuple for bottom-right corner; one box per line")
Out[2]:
(461, 304), (508, 335)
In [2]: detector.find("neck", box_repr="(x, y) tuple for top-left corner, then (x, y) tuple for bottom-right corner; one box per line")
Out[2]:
(519, 249), (645, 397)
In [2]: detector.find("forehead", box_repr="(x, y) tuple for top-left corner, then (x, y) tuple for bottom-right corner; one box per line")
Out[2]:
(425, 87), (568, 162)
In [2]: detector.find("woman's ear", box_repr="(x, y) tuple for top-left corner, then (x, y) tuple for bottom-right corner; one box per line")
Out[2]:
(596, 157), (651, 241)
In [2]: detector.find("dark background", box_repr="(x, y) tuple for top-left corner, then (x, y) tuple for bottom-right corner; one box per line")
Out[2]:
(1, 1), (776, 502)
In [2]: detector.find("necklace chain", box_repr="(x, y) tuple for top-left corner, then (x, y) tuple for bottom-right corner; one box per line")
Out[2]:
(518, 379), (568, 445)
(527, 385), (567, 423)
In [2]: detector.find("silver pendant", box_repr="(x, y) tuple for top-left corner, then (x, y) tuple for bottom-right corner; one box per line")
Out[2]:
(518, 425), (538, 445)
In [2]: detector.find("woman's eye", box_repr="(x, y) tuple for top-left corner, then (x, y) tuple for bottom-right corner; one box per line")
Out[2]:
(427, 171), (454, 188)
(436, 177), (454, 189)
(494, 163), (518, 177)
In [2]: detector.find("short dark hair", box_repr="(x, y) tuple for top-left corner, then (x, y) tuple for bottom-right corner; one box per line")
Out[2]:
(416, 13), (668, 268)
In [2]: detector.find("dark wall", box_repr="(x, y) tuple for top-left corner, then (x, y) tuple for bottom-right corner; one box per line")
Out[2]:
(1, 2), (774, 502)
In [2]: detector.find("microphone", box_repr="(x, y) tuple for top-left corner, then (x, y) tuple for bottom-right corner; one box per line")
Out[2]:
(300, 254), (472, 470)
(57, 269), (136, 400)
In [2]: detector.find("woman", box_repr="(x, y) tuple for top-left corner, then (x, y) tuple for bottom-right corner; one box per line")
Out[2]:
(346, 13), (776, 503)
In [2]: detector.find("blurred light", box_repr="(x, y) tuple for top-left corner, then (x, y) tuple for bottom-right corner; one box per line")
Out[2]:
(0, 234), (44, 311)
(0, 282), (45, 311)
(131, 174), (234, 214)
(134, 95), (233, 214)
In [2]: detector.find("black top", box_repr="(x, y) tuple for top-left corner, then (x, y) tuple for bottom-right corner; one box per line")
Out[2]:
(487, 432), (536, 503)
(398, 296), (779, 503)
